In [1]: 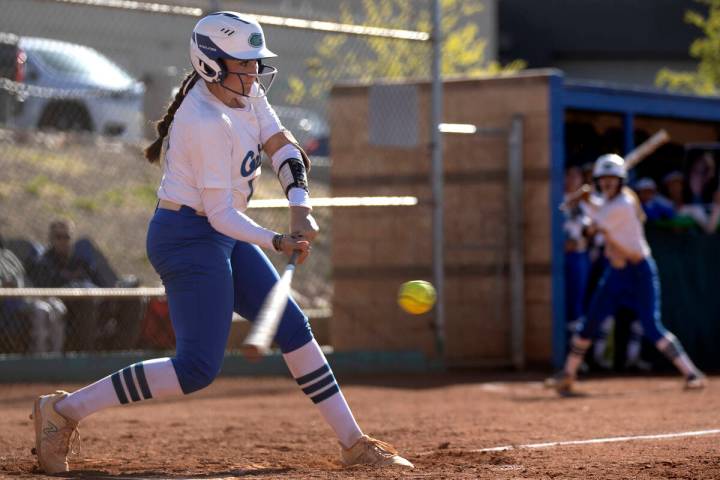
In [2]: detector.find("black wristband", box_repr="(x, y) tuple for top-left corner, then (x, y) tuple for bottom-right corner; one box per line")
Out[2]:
(272, 233), (284, 252)
(277, 158), (309, 197)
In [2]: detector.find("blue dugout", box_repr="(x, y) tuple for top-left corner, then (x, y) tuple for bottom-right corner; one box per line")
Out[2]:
(549, 73), (720, 369)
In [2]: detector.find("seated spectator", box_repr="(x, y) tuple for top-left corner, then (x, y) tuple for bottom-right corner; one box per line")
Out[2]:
(30, 219), (102, 351)
(684, 150), (717, 206)
(634, 178), (675, 222)
(662, 171), (715, 232)
(29, 219), (145, 351)
(0, 233), (66, 353)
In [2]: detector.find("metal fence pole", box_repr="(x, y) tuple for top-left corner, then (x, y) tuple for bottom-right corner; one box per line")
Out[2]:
(431, 0), (445, 356)
(508, 115), (525, 369)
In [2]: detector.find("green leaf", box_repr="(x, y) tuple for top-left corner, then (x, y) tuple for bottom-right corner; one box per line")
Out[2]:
(657, 0), (720, 96)
(292, 0), (524, 104)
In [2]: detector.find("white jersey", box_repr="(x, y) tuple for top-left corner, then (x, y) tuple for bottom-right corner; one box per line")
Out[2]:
(155, 81), (286, 249)
(589, 190), (651, 265)
(158, 81), (281, 212)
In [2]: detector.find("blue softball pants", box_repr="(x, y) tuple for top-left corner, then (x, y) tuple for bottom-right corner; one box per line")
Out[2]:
(578, 257), (668, 344)
(146, 206), (313, 394)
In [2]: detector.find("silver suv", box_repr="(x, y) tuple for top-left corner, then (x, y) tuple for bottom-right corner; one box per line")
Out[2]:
(1, 34), (144, 141)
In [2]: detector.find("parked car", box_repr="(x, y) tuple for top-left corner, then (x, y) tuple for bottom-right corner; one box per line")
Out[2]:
(0, 33), (24, 125)
(0, 34), (144, 141)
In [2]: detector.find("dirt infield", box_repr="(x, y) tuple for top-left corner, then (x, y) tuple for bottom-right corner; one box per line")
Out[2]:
(1, 372), (719, 479)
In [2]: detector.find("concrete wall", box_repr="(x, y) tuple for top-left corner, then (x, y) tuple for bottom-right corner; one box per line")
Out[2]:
(329, 72), (553, 365)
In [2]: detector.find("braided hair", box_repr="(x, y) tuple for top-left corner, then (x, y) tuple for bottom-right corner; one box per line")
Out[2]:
(144, 71), (200, 163)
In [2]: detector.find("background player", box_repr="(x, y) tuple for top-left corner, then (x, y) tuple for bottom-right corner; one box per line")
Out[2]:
(30, 12), (413, 473)
(548, 154), (707, 395)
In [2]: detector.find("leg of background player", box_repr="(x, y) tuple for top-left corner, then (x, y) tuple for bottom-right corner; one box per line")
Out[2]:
(632, 259), (706, 388)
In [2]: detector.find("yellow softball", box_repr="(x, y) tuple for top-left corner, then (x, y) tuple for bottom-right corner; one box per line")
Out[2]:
(397, 280), (436, 315)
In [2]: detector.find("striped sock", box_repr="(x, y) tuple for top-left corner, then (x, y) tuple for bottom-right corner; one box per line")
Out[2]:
(565, 336), (591, 377)
(656, 333), (699, 378)
(283, 339), (363, 448)
(296, 364), (340, 404)
(55, 357), (182, 422)
(110, 363), (152, 404)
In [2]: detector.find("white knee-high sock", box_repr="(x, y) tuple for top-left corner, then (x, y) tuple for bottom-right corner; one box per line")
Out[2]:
(55, 357), (183, 422)
(283, 339), (363, 449)
(656, 333), (700, 378)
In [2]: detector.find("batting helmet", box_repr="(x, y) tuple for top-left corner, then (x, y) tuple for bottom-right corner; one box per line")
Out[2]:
(593, 154), (627, 179)
(189, 11), (277, 95)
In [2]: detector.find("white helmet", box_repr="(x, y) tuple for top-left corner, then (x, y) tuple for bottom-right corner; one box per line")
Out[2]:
(593, 153), (626, 179)
(189, 12), (277, 95)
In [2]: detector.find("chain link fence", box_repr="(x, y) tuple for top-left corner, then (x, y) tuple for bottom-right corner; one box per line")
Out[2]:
(0, 0), (443, 355)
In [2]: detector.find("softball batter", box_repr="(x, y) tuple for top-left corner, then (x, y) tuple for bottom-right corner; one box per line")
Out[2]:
(548, 154), (707, 395)
(31, 12), (413, 473)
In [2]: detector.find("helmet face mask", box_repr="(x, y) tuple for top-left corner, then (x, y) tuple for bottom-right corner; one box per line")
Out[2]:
(597, 175), (622, 199)
(189, 11), (277, 97)
(221, 60), (277, 98)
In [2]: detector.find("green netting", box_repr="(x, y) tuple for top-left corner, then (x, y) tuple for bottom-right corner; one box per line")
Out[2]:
(647, 225), (720, 370)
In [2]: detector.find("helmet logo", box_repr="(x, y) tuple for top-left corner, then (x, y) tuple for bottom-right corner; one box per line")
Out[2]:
(249, 32), (263, 48)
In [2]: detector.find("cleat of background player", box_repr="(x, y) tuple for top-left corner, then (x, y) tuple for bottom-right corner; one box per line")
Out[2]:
(685, 373), (708, 390)
(341, 435), (414, 468)
(32, 391), (79, 474)
(544, 372), (575, 396)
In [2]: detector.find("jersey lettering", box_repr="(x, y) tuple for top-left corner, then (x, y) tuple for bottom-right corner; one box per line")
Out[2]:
(240, 148), (261, 177)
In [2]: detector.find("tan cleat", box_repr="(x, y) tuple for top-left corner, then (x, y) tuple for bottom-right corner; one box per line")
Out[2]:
(685, 373), (708, 390)
(31, 390), (79, 474)
(544, 372), (575, 396)
(341, 434), (414, 468)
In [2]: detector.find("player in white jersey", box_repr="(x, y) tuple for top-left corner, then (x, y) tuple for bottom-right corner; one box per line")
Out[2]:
(30, 12), (413, 473)
(547, 154), (707, 396)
